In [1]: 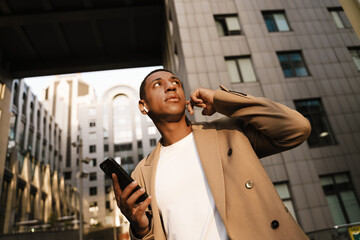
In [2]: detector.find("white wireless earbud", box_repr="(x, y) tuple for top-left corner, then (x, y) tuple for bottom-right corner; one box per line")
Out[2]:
(144, 106), (148, 113)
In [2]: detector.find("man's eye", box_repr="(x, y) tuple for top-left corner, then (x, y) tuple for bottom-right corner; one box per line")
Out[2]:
(154, 82), (161, 87)
(173, 81), (179, 85)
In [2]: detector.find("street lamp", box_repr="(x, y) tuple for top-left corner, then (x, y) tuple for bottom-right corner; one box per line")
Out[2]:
(72, 138), (89, 240)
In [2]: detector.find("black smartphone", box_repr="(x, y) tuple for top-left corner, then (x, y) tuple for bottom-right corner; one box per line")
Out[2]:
(100, 157), (148, 204)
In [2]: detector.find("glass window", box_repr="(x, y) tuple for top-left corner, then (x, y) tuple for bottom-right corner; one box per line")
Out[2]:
(28, 129), (34, 151)
(328, 8), (351, 29)
(225, 56), (257, 83)
(104, 144), (109, 152)
(320, 173), (360, 225)
(89, 172), (97, 181)
(19, 120), (26, 150)
(262, 11), (290, 32)
(348, 47), (360, 71)
(294, 98), (336, 147)
(89, 187), (97, 196)
(89, 121), (96, 127)
(274, 182), (297, 220)
(89, 132), (96, 140)
(89, 158), (97, 167)
(214, 14), (241, 36)
(277, 51), (309, 77)
(114, 143), (132, 152)
(64, 171), (72, 180)
(89, 145), (96, 153)
(13, 82), (19, 107)
(22, 93), (27, 115)
(150, 138), (157, 147)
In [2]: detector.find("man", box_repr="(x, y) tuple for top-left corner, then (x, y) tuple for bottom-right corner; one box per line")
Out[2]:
(112, 69), (311, 239)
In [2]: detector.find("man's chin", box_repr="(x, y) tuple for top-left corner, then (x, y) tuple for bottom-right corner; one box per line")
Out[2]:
(159, 111), (186, 123)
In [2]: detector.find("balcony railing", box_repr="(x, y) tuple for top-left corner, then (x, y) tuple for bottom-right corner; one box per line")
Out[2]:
(307, 222), (360, 240)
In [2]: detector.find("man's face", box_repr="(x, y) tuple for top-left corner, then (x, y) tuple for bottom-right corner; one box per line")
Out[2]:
(140, 71), (187, 121)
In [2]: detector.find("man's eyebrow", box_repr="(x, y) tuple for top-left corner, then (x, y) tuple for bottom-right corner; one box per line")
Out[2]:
(151, 77), (162, 83)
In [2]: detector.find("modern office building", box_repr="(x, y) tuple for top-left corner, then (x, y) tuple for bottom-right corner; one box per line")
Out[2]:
(0, 80), (79, 234)
(41, 74), (97, 189)
(77, 84), (161, 228)
(43, 75), (161, 229)
(162, 0), (360, 236)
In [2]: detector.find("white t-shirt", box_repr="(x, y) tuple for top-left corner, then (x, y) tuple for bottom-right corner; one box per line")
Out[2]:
(155, 133), (228, 240)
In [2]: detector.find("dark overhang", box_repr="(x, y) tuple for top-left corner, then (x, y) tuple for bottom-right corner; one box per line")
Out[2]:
(0, 0), (165, 78)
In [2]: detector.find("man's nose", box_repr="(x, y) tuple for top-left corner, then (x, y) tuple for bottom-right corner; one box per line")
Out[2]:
(165, 82), (176, 92)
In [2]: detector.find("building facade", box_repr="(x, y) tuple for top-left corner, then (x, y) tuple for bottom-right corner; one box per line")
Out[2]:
(163, 0), (360, 234)
(43, 75), (161, 229)
(0, 80), (79, 234)
(77, 84), (161, 228)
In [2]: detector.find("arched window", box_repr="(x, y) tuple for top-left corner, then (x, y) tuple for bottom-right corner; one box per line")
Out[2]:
(112, 94), (132, 144)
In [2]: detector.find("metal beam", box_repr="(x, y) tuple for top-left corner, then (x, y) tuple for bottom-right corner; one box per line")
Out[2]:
(52, 24), (72, 57)
(0, 5), (163, 27)
(0, 0), (11, 14)
(90, 20), (104, 54)
(14, 26), (39, 59)
(40, 0), (53, 11)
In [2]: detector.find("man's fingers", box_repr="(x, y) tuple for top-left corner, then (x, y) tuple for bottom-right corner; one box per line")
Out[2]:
(135, 196), (152, 218)
(120, 181), (139, 203)
(112, 174), (122, 195)
(187, 101), (194, 115)
(126, 188), (147, 206)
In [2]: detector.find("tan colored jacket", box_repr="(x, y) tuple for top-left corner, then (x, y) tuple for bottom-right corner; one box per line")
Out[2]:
(130, 86), (311, 240)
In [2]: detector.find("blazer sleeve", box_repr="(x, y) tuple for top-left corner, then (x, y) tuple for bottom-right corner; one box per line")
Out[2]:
(129, 165), (155, 240)
(213, 85), (311, 158)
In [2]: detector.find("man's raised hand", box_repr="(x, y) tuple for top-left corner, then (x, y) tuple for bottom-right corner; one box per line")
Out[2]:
(187, 87), (216, 116)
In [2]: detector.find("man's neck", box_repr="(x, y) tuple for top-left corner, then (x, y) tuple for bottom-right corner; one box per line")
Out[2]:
(155, 116), (192, 146)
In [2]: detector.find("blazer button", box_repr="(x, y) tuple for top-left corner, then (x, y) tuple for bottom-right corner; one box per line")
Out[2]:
(271, 220), (279, 229)
(227, 148), (232, 156)
(245, 180), (254, 189)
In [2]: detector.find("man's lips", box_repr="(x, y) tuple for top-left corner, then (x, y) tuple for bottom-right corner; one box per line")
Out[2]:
(165, 95), (180, 102)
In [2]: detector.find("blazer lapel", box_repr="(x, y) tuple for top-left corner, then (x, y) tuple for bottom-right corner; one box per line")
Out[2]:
(192, 123), (227, 226)
(143, 143), (166, 239)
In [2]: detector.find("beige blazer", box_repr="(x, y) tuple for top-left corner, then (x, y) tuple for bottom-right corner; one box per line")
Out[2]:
(130, 86), (311, 240)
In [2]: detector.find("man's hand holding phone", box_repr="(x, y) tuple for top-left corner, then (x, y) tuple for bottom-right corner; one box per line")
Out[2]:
(112, 174), (152, 238)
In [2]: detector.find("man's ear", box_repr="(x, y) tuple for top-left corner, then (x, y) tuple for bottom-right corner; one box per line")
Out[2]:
(138, 100), (148, 115)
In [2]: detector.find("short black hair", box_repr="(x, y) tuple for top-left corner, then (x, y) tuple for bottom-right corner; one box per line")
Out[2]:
(139, 68), (175, 100)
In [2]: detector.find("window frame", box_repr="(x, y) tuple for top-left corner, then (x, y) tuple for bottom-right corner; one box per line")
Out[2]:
(89, 145), (96, 153)
(89, 172), (97, 181)
(277, 51), (310, 78)
(274, 182), (298, 221)
(328, 7), (352, 29)
(89, 187), (97, 196)
(225, 56), (257, 83)
(348, 47), (360, 71)
(294, 98), (337, 147)
(320, 172), (360, 224)
(262, 10), (291, 32)
(214, 14), (242, 36)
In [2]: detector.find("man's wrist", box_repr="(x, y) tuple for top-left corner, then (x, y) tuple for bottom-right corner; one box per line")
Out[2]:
(132, 225), (150, 238)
